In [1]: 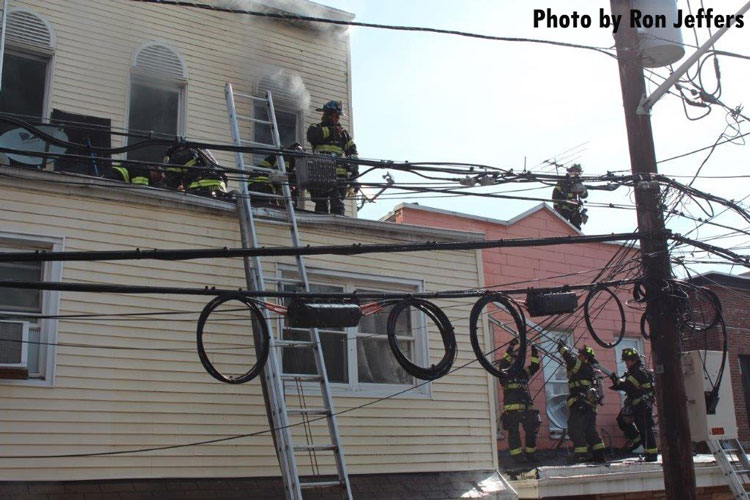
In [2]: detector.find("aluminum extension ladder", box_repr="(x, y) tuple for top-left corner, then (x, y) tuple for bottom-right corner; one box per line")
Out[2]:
(225, 83), (353, 500)
(708, 439), (750, 499)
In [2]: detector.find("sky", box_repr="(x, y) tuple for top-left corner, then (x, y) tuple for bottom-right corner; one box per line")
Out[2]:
(310, 0), (750, 275)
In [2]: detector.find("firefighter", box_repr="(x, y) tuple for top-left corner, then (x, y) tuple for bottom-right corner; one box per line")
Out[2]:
(164, 145), (229, 200)
(610, 347), (658, 462)
(557, 341), (607, 463)
(552, 164), (588, 230)
(306, 100), (358, 216)
(129, 163), (166, 188)
(249, 143), (303, 207)
(498, 339), (542, 464)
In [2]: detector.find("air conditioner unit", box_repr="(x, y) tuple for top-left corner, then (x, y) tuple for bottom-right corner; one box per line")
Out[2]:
(683, 350), (737, 442)
(0, 320), (29, 368)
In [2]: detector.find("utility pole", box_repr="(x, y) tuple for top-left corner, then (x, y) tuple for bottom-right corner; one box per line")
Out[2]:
(609, 1), (697, 499)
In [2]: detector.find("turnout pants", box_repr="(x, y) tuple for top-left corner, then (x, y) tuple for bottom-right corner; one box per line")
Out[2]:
(617, 402), (657, 457)
(503, 409), (541, 456)
(568, 405), (605, 458)
(310, 187), (347, 215)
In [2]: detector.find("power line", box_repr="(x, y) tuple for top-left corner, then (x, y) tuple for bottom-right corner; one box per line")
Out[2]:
(126, 0), (617, 58)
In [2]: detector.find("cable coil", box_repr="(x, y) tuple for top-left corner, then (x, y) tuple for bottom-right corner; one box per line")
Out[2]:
(469, 293), (527, 378)
(583, 285), (626, 348)
(196, 294), (270, 384)
(386, 298), (456, 381)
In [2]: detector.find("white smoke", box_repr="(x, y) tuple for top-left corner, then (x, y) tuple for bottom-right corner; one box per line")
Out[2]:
(256, 66), (311, 111)
(211, 0), (352, 37)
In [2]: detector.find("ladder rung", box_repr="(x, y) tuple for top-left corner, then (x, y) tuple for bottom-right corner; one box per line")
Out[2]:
(281, 374), (322, 382)
(272, 339), (316, 348)
(236, 114), (254, 122)
(240, 139), (274, 147)
(234, 91), (266, 102)
(733, 469), (750, 474)
(294, 443), (337, 452)
(246, 190), (286, 199)
(263, 277), (305, 285)
(249, 118), (272, 126)
(299, 480), (342, 489)
(287, 408), (330, 416)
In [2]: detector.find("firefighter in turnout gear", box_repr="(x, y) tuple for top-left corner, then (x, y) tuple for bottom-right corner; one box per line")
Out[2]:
(306, 100), (359, 215)
(249, 143), (303, 207)
(558, 341), (607, 463)
(610, 347), (658, 462)
(552, 164), (588, 230)
(164, 146), (228, 200)
(498, 339), (542, 464)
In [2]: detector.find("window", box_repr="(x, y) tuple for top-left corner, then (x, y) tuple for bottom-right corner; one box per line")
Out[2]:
(540, 331), (572, 431)
(0, 233), (62, 384)
(251, 69), (305, 162)
(127, 42), (186, 163)
(615, 337), (644, 403)
(0, 9), (54, 137)
(253, 105), (299, 148)
(279, 269), (424, 394)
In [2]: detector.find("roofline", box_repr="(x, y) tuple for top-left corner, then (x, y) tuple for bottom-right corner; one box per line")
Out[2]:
(689, 271), (750, 291)
(7, 167), (484, 243)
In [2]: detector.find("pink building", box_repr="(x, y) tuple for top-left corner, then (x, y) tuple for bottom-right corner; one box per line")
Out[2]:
(385, 202), (649, 452)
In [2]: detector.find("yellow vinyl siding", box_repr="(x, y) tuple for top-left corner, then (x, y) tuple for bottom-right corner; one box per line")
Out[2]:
(0, 178), (494, 480)
(0, 0), (494, 481)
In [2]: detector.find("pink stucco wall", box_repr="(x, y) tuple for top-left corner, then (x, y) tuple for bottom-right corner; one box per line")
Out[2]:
(389, 204), (649, 451)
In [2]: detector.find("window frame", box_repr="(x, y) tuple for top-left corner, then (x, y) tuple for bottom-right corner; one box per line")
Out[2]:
(2, 7), (56, 124)
(615, 337), (645, 404)
(537, 329), (573, 433)
(125, 42), (187, 158)
(0, 230), (63, 387)
(276, 264), (430, 398)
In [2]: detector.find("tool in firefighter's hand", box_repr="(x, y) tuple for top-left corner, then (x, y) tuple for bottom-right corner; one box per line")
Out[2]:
(580, 208), (589, 225)
(570, 182), (587, 195)
(610, 372), (619, 384)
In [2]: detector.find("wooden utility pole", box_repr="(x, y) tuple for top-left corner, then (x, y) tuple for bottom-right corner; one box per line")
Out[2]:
(609, 1), (697, 498)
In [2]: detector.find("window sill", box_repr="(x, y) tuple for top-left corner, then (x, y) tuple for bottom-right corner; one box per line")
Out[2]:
(285, 382), (431, 400)
(0, 366), (29, 380)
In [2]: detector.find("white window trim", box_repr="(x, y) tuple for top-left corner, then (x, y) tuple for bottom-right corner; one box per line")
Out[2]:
(276, 264), (431, 398)
(615, 337), (645, 404)
(125, 41), (188, 144)
(0, 230), (63, 387)
(3, 7), (55, 123)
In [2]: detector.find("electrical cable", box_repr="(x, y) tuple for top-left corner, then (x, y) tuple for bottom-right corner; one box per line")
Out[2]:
(195, 293), (270, 384)
(386, 298), (456, 381)
(583, 285), (626, 348)
(469, 293), (527, 379)
(126, 0), (617, 58)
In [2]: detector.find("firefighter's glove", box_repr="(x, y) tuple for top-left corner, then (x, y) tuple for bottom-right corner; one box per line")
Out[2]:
(530, 345), (539, 357)
(556, 339), (566, 352)
(508, 338), (519, 352)
(609, 373), (619, 384)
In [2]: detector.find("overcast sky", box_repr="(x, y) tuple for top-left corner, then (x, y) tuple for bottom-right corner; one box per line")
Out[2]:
(311, 0), (749, 274)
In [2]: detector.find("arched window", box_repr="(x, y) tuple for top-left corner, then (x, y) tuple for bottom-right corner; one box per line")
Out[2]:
(0, 8), (55, 135)
(252, 69), (307, 150)
(127, 42), (187, 162)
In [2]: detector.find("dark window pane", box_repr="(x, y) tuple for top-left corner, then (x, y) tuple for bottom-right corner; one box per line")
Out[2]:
(253, 105), (297, 146)
(358, 291), (412, 337)
(51, 109), (112, 175)
(127, 82), (179, 163)
(282, 329), (348, 383)
(0, 262), (42, 312)
(0, 53), (47, 135)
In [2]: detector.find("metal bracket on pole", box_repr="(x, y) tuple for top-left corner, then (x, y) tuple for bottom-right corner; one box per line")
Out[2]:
(637, 0), (750, 115)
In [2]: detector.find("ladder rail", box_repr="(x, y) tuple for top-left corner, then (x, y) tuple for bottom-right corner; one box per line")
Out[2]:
(265, 89), (354, 499)
(708, 439), (750, 500)
(225, 83), (352, 500)
(226, 83), (302, 500)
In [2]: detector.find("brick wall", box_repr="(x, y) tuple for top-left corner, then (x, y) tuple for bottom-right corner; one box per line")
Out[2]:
(707, 285), (750, 443)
